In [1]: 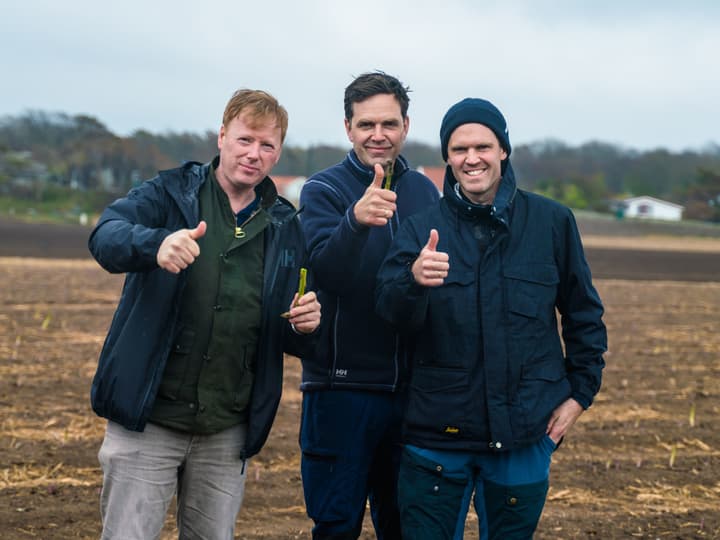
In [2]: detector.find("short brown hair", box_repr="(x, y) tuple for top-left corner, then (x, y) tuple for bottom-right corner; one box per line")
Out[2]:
(222, 89), (289, 142)
(344, 71), (410, 122)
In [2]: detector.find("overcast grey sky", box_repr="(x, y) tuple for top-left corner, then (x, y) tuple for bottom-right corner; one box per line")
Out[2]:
(2, 1), (718, 152)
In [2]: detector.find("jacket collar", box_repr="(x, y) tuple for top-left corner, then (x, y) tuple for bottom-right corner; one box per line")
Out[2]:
(164, 157), (296, 226)
(442, 161), (517, 226)
(344, 150), (411, 186)
(207, 155), (279, 210)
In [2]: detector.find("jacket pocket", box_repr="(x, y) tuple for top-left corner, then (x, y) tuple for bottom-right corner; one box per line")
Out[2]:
(233, 343), (257, 411)
(427, 270), (478, 369)
(512, 358), (571, 438)
(431, 270), (476, 320)
(405, 367), (470, 436)
(504, 263), (559, 323)
(504, 263), (561, 370)
(156, 327), (196, 400)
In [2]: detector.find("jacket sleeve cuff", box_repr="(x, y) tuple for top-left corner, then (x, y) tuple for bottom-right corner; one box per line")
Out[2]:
(570, 390), (592, 410)
(405, 262), (427, 295)
(290, 322), (318, 335)
(345, 205), (369, 233)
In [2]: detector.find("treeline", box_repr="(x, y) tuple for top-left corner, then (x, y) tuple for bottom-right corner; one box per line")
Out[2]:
(1, 110), (719, 222)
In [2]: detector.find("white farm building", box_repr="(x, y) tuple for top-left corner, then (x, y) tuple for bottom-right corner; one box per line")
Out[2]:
(622, 196), (684, 221)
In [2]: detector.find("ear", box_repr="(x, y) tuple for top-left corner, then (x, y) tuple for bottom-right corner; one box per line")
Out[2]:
(402, 116), (410, 139)
(500, 147), (508, 161)
(344, 118), (353, 141)
(217, 125), (225, 151)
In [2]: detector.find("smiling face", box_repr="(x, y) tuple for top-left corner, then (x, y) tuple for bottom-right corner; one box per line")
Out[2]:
(344, 93), (409, 169)
(446, 123), (508, 206)
(216, 112), (282, 202)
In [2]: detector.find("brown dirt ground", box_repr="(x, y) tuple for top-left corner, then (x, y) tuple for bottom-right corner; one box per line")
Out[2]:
(1, 218), (720, 539)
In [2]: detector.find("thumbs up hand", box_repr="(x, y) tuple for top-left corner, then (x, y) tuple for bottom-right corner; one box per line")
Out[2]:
(157, 221), (207, 274)
(353, 163), (398, 227)
(411, 229), (449, 287)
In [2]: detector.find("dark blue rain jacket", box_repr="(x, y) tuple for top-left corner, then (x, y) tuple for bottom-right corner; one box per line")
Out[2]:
(89, 159), (312, 458)
(376, 165), (606, 452)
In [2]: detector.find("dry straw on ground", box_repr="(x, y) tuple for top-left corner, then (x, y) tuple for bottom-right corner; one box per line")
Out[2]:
(2, 245), (719, 538)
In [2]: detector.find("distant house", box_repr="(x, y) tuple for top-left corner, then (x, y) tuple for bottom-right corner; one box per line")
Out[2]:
(622, 196), (684, 221)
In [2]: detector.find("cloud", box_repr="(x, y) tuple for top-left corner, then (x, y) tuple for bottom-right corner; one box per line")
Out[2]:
(1, 0), (717, 151)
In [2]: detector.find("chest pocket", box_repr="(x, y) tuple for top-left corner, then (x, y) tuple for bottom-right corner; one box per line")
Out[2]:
(429, 270), (476, 325)
(426, 270), (478, 368)
(504, 264), (559, 328)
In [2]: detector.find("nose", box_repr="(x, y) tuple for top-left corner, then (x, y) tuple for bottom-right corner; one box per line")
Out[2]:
(246, 142), (260, 160)
(371, 124), (384, 140)
(466, 148), (481, 163)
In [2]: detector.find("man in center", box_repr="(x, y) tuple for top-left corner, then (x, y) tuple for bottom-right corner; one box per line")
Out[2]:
(298, 71), (440, 539)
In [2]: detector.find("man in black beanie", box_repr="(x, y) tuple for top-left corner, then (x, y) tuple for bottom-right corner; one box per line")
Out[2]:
(376, 97), (607, 539)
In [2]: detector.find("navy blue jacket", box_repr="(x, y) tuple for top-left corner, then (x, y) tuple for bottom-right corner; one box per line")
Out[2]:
(299, 151), (439, 391)
(88, 160), (312, 459)
(376, 165), (607, 452)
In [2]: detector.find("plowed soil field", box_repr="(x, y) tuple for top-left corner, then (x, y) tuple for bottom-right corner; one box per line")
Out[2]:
(1, 218), (719, 539)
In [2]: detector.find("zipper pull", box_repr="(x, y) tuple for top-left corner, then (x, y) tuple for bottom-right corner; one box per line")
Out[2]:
(235, 227), (246, 239)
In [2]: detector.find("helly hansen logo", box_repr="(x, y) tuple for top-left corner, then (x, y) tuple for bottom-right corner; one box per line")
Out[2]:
(335, 369), (348, 378)
(280, 249), (296, 268)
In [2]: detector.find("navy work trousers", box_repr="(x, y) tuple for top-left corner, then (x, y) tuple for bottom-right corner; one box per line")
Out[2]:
(300, 389), (404, 540)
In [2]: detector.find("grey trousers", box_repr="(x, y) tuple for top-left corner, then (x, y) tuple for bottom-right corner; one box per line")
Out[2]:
(98, 420), (248, 540)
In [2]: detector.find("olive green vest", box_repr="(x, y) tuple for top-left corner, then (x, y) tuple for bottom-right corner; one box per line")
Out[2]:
(150, 165), (270, 434)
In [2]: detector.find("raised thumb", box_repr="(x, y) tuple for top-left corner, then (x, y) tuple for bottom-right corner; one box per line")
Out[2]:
(372, 163), (385, 188)
(425, 229), (439, 252)
(189, 220), (207, 240)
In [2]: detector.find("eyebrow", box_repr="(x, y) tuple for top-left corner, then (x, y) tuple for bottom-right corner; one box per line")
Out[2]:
(356, 119), (401, 127)
(451, 142), (492, 151)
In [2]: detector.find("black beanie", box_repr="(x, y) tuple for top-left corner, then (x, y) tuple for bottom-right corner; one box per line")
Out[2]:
(439, 98), (511, 162)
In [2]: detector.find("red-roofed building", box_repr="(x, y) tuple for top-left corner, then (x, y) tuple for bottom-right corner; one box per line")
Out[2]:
(417, 166), (445, 194)
(270, 175), (307, 205)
